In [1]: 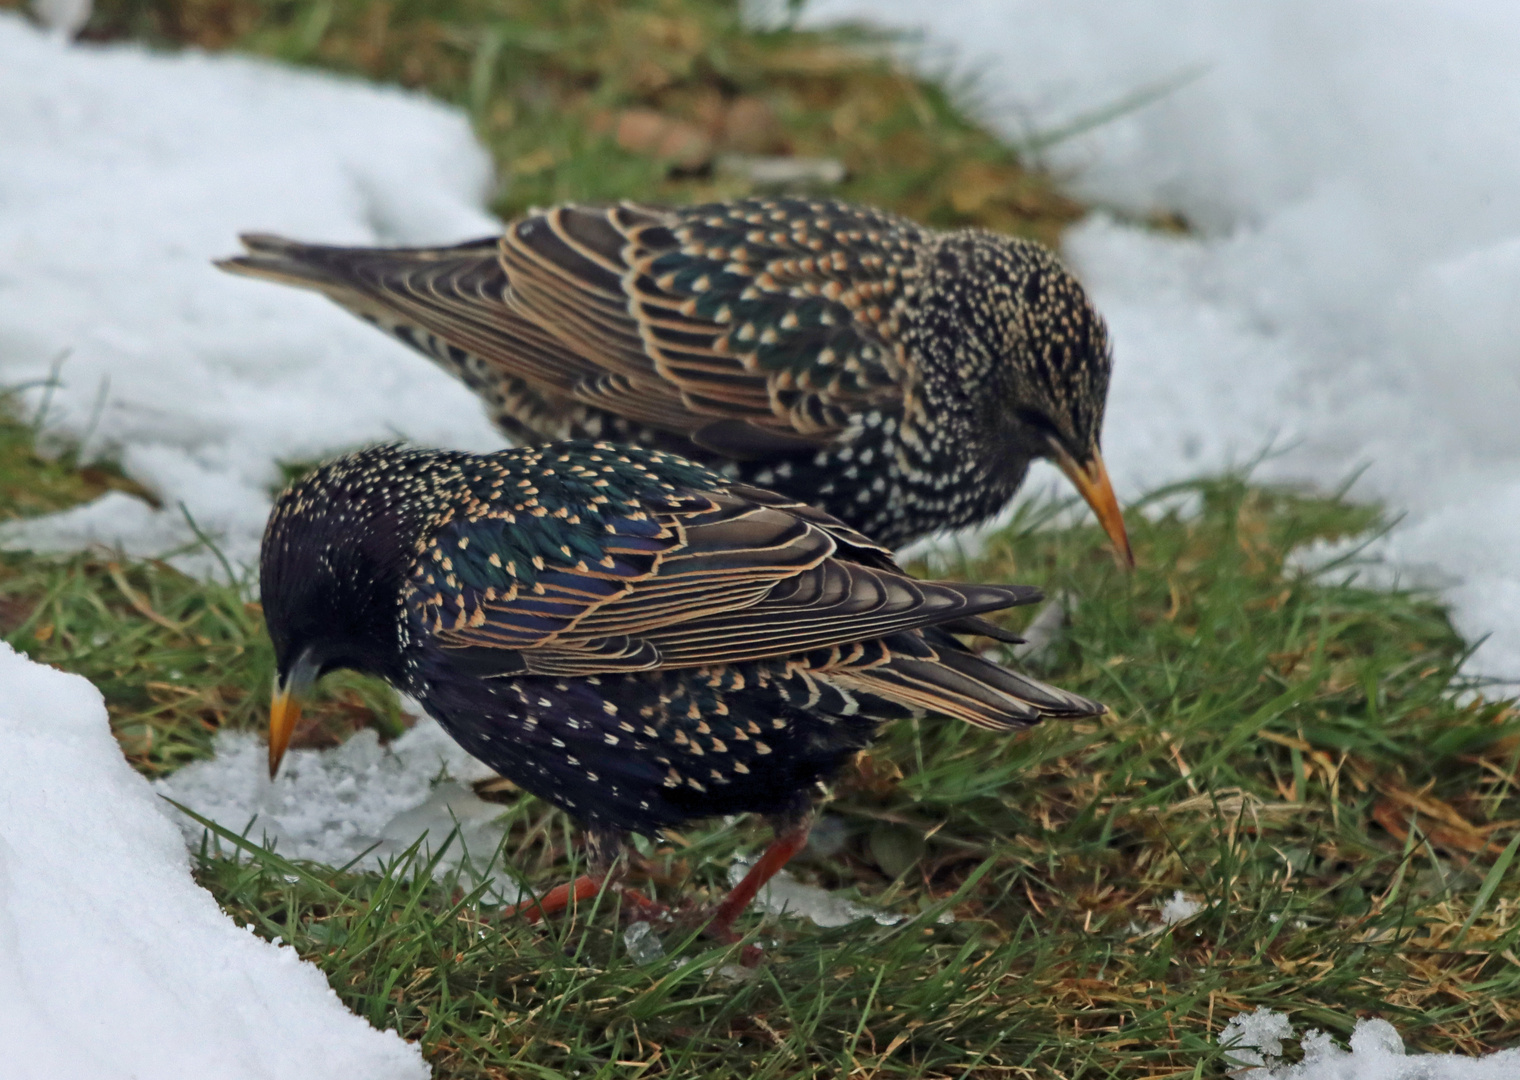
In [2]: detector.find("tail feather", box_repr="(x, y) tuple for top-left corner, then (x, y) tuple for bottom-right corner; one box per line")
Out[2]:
(932, 644), (1102, 723)
(215, 232), (501, 301)
(216, 234), (595, 397)
(217, 234), (380, 306)
(834, 628), (1103, 731)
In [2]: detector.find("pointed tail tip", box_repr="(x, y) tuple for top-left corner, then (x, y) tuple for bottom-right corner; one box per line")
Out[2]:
(214, 253), (283, 279)
(1021, 680), (1106, 723)
(214, 234), (307, 273)
(954, 581), (1045, 616)
(212, 239), (342, 288)
(1003, 667), (1107, 723)
(1068, 691), (1108, 720)
(237, 231), (300, 252)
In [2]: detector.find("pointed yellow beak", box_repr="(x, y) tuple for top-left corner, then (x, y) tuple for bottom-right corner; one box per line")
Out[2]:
(1050, 443), (1134, 568)
(268, 685), (302, 779)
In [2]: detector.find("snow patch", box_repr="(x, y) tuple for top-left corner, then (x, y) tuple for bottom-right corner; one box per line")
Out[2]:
(0, 642), (428, 1079)
(1158, 890), (1206, 925)
(158, 716), (520, 900)
(806, 0), (1520, 688)
(0, 14), (503, 578)
(1221, 1007), (1520, 1079)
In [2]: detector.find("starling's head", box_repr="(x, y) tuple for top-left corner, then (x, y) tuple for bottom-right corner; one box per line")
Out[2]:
(923, 232), (1131, 565)
(260, 445), (448, 777)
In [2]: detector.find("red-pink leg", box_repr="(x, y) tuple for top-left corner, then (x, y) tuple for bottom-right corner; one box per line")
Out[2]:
(505, 874), (601, 924)
(506, 877), (671, 926)
(707, 819), (812, 944)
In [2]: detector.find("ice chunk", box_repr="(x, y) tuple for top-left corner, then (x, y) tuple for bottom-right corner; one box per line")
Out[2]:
(1349, 1020), (1406, 1058)
(623, 921), (666, 964)
(1221, 1007), (1293, 1068)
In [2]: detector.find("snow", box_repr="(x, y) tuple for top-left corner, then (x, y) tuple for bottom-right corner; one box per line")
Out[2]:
(30, 0), (91, 38)
(726, 859), (905, 928)
(1224, 1007), (1296, 1069)
(0, 13), (503, 578)
(1222, 1007), (1520, 1079)
(157, 715), (521, 902)
(1157, 890), (1205, 926)
(0, 642), (428, 1080)
(1125, 890), (1210, 937)
(806, 0), (1520, 687)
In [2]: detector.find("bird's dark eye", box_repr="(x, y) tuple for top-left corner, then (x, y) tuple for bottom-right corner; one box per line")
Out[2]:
(1023, 270), (1044, 307)
(1013, 407), (1058, 437)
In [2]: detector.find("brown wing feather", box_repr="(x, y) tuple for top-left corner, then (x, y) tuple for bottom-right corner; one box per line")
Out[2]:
(426, 490), (1033, 679)
(219, 199), (917, 454)
(500, 207), (788, 433)
(503, 205), (863, 437)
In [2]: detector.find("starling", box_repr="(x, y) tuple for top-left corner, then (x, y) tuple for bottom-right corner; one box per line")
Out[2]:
(222, 198), (1132, 559)
(261, 440), (1103, 945)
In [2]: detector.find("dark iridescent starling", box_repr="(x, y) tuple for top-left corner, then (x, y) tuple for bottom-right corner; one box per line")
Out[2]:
(261, 440), (1103, 943)
(222, 198), (1132, 559)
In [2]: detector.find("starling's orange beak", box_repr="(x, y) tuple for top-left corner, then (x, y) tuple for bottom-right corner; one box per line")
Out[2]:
(268, 685), (302, 779)
(1050, 443), (1134, 568)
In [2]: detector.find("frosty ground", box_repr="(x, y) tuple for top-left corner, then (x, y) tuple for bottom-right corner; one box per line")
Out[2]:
(1, 3), (1519, 1078)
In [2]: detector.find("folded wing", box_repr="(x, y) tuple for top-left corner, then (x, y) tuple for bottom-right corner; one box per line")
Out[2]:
(218, 198), (925, 457)
(409, 481), (1100, 729)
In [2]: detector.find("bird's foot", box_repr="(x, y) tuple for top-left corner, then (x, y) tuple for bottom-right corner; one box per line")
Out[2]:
(503, 876), (672, 926)
(504, 874), (602, 924)
(697, 920), (766, 969)
(617, 886), (673, 925)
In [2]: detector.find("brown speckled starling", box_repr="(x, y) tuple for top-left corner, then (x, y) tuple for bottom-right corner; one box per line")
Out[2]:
(261, 440), (1103, 946)
(222, 198), (1131, 560)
